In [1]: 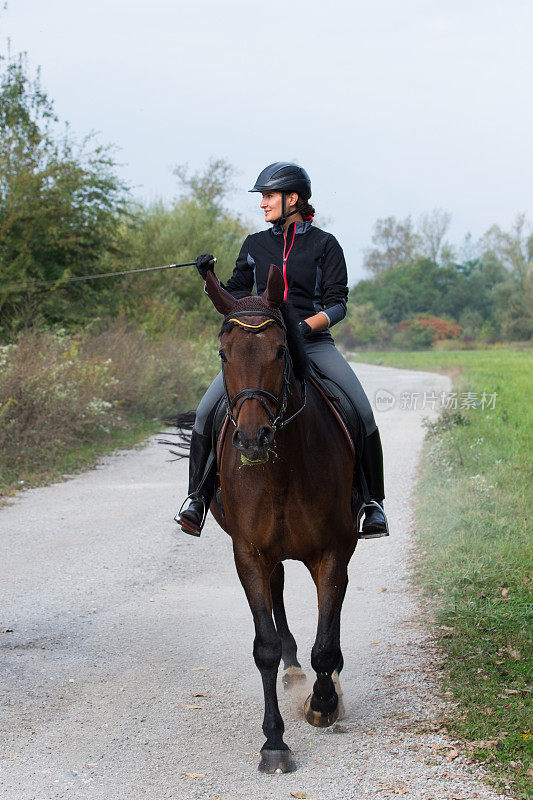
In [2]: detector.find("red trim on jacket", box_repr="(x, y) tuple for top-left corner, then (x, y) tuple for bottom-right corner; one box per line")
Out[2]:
(282, 224), (297, 301)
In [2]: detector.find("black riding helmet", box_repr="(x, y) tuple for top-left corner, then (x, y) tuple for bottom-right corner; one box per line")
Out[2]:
(250, 162), (312, 226)
(250, 162), (311, 199)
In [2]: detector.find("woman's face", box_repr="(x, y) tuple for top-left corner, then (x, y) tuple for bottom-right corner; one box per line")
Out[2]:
(260, 191), (282, 223)
(260, 190), (298, 223)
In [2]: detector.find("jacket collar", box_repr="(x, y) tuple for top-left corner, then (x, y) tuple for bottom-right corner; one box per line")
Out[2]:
(271, 220), (313, 236)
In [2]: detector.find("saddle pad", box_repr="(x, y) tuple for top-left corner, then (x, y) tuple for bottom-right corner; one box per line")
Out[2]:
(309, 363), (369, 504)
(309, 364), (363, 451)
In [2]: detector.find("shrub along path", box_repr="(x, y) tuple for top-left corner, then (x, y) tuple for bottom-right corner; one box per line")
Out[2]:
(0, 322), (218, 500)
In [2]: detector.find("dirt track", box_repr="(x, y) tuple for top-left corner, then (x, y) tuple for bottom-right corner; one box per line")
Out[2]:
(0, 363), (511, 800)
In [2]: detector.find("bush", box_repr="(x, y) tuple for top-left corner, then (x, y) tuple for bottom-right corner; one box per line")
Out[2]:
(0, 321), (219, 490)
(502, 315), (533, 342)
(459, 309), (484, 341)
(408, 314), (462, 341)
(0, 328), (116, 455)
(335, 302), (390, 349)
(391, 320), (434, 349)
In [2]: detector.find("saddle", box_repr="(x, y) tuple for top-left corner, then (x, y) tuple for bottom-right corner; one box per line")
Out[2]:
(211, 363), (370, 512)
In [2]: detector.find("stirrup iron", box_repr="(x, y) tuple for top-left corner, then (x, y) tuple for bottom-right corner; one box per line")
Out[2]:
(357, 500), (390, 540)
(174, 493), (208, 536)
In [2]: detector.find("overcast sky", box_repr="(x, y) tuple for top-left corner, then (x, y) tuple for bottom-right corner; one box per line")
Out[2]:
(2, 0), (532, 283)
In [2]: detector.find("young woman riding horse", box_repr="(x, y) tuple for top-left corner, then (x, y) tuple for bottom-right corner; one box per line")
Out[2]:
(177, 161), (388, 538)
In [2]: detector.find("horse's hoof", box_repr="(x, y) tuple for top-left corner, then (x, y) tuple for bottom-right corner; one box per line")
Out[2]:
(258, 748), (296, 774)
(304, 693), (339, 728)
(282, 666), (307, 690)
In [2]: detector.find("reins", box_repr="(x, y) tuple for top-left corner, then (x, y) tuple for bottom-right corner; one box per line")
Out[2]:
(220, 310), (307, 433)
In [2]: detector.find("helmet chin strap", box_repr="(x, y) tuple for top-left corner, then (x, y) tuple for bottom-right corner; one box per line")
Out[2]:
(274, 191), (302, 227)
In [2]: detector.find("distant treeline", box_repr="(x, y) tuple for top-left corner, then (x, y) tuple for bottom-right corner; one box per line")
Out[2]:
(1, 52), (531, 350)
(335, 212), (533, 350)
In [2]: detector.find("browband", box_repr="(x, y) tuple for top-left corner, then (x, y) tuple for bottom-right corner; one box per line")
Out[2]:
(223, 309), (286, 332)
(227, 318), (276, 331)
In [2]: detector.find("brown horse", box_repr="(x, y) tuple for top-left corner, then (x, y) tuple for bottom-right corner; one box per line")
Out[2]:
(204, 265), (359, 774)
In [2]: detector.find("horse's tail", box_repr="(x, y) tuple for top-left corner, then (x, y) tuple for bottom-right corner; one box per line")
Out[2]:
(159, 411), (196, 460)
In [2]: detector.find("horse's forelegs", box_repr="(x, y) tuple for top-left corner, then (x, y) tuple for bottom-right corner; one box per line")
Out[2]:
(233, 543), (295, 773)
(270, 563), (306, 690)
(305, 555), (348, 728)
(271, 562), (300, 669)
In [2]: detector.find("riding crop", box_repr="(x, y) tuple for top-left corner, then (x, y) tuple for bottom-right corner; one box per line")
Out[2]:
(1, 258), (217, 295)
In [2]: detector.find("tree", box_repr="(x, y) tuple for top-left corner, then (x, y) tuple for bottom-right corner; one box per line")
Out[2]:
(116, 158), (251, 334)
(418, 209), (452, 263)
(0, 52), (130, 328)
(363, 215), (422, 275)
(120, 194), (250, 334)
(173, 157), (237, 208)
(479, 215), (533, 340)
(480, 213), (532, 288)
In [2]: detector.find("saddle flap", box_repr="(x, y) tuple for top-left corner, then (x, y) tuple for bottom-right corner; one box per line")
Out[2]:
(309, 362), (369, 505)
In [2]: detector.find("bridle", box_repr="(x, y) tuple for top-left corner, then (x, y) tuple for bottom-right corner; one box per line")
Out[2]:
(220, 310), (307, 433)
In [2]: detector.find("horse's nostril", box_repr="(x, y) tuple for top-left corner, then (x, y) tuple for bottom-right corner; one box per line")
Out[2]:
(233, 427), (273, 452)
(258, 426), (274, 447)
(232, 428), (248, 451)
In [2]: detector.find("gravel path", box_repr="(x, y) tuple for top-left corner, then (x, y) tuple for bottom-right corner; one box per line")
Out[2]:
(0, 363), (511, 800)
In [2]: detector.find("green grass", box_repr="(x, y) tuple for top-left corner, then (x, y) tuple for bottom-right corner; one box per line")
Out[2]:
(353, 349), (532, 798)
(0, 415), (161, 501)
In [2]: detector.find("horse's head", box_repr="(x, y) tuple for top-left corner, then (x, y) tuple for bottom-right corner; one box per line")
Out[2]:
(205, 266), (293, 465)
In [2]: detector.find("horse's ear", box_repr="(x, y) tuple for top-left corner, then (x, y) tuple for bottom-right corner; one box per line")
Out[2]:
(262, 264), (284, 309)
(205, 270), (237, 316)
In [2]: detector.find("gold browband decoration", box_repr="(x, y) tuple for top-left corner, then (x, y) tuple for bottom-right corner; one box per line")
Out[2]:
(228, 318), (276, 331)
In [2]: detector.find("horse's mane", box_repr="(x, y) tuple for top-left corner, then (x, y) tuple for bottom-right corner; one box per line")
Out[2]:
(279, 301), (310, 381)
(219, 295), (310, 381)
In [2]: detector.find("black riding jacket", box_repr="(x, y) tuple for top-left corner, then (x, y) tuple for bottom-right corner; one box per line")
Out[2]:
(224, 221), (348, 329)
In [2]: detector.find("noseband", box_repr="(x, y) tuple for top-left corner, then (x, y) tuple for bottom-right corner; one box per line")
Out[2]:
(220, 310), (307, 433)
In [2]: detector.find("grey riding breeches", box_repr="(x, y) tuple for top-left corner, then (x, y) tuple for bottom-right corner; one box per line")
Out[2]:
(193, 335), (377, 437)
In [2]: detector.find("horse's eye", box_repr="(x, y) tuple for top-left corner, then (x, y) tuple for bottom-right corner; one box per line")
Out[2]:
(276, 346), (286, 359)
(219, 349), (227, 363)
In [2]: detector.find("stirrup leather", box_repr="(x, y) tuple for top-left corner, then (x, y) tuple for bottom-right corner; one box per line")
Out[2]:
(357, 500), (390, 540)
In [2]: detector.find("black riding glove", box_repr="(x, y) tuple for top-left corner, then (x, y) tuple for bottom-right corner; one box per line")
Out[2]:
(195, 253), (216, 280)
(298, 320), (313, 338)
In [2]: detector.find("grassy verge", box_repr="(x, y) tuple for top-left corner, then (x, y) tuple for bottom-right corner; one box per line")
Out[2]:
(0, 321), (219, 499)
(352, 349), (532, 798)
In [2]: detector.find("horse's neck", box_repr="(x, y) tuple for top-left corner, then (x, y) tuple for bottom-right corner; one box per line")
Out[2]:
(278, 375), (348, 468)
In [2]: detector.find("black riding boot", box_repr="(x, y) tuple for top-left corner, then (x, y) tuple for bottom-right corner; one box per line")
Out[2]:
(175, 430), (217, 537)
(359, 428), (389, 539)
